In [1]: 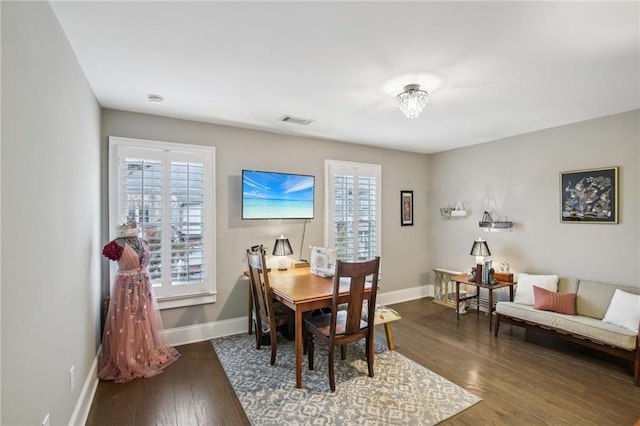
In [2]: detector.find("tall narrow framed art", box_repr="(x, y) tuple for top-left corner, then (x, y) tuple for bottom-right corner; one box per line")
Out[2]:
(401, 190), (413, 226)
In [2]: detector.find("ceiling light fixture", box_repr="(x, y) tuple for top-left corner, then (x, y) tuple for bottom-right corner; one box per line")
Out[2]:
(147, 94), (164, 104)
(396, 84), (429, 119)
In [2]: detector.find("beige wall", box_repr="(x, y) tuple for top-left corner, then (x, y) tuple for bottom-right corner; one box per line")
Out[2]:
(101, 110), (432, 328)
(427, 110), (639, 286)
(2, 2), (102, 425)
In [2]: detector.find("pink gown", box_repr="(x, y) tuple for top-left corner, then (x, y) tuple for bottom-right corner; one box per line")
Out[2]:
(98, 238), (180, 383)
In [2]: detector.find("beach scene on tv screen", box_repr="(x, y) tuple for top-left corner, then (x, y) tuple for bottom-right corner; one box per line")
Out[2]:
(243, 171), (314, 219)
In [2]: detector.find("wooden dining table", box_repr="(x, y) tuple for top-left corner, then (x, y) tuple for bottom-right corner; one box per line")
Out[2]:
(264, 266), (372, 388)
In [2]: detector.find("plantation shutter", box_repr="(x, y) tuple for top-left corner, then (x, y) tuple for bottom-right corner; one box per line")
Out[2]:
(326, 160), (381, 262)
(169, 157), (205, 284)
(120, 149), (164, 284)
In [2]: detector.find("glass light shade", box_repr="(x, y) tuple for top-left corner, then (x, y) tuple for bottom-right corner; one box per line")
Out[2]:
(272, 235), (293, 257)
(396, 84), (429, 119)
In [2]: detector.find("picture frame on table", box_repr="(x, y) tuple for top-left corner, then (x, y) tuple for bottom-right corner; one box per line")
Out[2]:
(560, 166), (618, 224)
(401, 190), (413, 226)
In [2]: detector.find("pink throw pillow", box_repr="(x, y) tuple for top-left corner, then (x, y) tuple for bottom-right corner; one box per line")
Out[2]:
(533, 285), (576, 315)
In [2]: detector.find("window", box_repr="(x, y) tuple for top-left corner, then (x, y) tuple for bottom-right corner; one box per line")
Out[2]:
(325, 160), (381, 262)
(109, 137), (216, 309)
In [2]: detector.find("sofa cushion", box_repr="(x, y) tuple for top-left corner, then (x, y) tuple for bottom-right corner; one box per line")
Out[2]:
(602, 289), (640, 333)
(533, 285), (576, 315)
(557, 277), (579, 294)
(514, 273), (559, 305)
(496, 301), (637, 350)
(576, 280), (618, 319)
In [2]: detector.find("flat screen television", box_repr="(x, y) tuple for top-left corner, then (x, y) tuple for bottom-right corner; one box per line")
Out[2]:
(242, 169), (315, 220)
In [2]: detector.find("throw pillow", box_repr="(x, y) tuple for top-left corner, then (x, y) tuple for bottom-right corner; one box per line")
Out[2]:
(514, 273), (559, 305)
(602, 289), (640, 333)
(533, 285), (576, 315)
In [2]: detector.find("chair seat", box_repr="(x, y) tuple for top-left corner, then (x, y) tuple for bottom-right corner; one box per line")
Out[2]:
(306, 310), (367, 337)
(337, 302), (401, 350)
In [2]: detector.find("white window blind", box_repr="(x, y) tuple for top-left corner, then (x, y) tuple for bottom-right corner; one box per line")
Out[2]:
(325, 160), (381, 262)
(109, 137), (216, 308)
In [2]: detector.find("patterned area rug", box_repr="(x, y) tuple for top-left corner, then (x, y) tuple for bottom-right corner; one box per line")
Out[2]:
(212, 333), (481, 425)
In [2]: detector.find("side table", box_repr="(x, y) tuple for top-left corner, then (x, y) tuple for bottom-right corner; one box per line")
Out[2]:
(452, 274), (516, 331)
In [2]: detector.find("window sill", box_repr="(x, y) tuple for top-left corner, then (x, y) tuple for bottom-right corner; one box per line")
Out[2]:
(157, 292), (217, 310)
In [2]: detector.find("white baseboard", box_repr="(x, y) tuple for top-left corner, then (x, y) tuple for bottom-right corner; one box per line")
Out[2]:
(377, 284), (433, 305)
(161, 316), (248, 347)
(69, 348), (100, 426)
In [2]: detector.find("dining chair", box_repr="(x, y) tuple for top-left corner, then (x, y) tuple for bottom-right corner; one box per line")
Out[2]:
(304, 256), (381, 392)
(246, 248), (294, 365)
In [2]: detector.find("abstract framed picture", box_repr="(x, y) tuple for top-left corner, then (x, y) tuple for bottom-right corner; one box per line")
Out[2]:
(401, 190), (413, 226)
(560, 166), (618, 224)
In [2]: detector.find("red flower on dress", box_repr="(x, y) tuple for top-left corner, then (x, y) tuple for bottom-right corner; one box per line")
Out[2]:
(103, 240), (124, 261)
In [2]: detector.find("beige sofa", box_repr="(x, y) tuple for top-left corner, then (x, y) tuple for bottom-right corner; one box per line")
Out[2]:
(494, 277), (640, 386)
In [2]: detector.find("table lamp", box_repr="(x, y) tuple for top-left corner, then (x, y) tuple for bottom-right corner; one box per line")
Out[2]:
(273, 235), (293, 270)
(470, 238), (491, 283)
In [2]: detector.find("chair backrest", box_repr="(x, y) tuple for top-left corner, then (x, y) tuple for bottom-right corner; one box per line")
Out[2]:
(330, 257), (381, 338)
(246, 248), (274, 326)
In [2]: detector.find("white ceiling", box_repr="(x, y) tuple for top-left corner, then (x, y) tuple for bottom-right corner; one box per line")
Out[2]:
(50, 1), (639, 154)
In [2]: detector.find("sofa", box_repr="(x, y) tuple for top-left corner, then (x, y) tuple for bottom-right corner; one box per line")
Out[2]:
(494, 274), (640, 386)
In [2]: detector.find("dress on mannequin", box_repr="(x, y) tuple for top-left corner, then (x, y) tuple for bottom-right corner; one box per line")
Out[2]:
(99, 219), (180, 383)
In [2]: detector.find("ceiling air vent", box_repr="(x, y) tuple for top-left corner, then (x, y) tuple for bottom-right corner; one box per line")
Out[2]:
(279, 115), (314, 126)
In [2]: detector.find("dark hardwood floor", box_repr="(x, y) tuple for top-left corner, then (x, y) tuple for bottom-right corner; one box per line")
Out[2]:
(86, 298), (640, 425)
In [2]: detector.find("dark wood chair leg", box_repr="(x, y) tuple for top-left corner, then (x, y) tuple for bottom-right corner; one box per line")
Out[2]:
(494, 314), (501, 337)
(255, 318), (262, 350)
(307, 334), (314, 370)
(270, 327), (277, 365)
(328, 345), (336, 392)
(366, 335), (374, 377)
(634, 348), (639, 386)
(340, 344), (346, 360)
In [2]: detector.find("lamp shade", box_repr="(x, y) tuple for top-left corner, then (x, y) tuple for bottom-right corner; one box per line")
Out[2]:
(272, 235), (293, 257)
(470, 238), (491, 257)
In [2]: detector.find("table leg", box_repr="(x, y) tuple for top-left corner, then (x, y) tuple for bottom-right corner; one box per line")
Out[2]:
(509, 284), (514, 301)
(489, 287), (493, 331)
(455, 281), (460, 321)
(295, 308), (303, 388)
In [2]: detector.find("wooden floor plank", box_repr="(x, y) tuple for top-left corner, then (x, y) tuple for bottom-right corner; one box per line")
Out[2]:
(86, 299), (640, 425)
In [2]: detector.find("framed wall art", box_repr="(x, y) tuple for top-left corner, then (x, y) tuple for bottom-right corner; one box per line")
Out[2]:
(401, 190), (413, 226)
(560, 166), (618, 224)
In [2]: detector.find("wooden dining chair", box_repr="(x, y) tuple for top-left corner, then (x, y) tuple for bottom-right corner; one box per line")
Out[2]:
(246, 248), (294, 365)
(304, 256), (380, 392)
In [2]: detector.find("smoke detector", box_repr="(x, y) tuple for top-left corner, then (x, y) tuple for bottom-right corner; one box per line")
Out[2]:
(279, 115), (314, 126)
(147, 94), (164, 104)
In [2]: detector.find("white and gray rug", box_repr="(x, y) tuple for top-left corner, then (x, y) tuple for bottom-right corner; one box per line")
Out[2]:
(212, 333), (481, 425)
